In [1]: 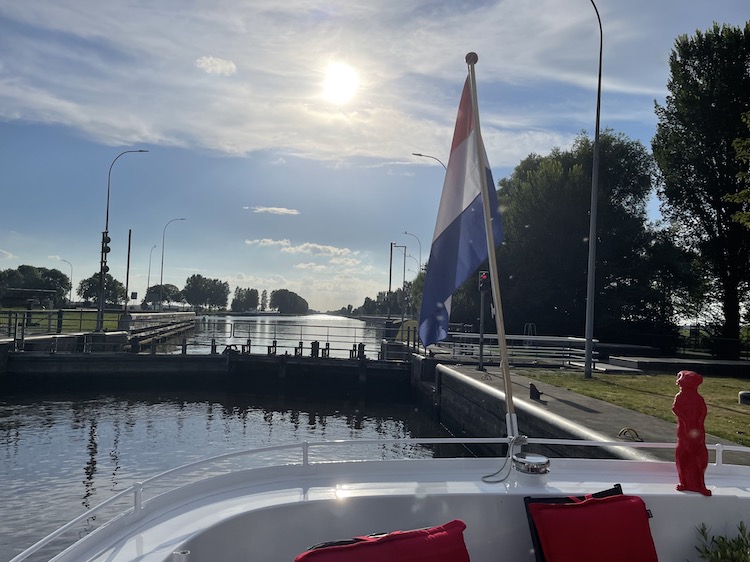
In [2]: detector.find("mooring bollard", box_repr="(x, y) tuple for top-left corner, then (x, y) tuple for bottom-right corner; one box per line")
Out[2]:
(311, 340), (320, 358)
(211, 338), (217, 354)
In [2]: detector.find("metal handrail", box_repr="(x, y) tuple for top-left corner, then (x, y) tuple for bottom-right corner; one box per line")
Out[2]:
(9, 436), (750, 562)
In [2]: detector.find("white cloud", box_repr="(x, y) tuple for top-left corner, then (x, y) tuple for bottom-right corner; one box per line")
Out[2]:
(248, 206), (300, 215)
(0, 249), (17, 260)
(245, 238), (291, 248)
(280, 242), (357, 257)
(295, 262), (327, 271)
(329, 256), (360, 267)
(195, 56), (237, 76)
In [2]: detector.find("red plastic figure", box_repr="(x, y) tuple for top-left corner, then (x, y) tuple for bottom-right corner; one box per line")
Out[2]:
(672, 370), (712, 496)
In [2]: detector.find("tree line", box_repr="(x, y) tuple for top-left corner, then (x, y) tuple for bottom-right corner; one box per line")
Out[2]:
(0, 267), (309, 314)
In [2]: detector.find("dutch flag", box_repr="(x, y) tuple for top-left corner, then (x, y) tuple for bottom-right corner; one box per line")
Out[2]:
(418, 76), (504, 347)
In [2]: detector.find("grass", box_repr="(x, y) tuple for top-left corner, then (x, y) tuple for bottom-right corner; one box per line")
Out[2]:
(516, 368), (750, 448)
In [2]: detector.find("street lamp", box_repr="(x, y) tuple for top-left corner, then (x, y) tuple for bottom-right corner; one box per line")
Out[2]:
(96, 149), (148, 331)
(584, 0), (603, 379)
(146, 244), (157, 308)
(403, 231), (422, 270)
(50, 257), (73, 304)
(392, 244), (407, 328)
(412, 152), (447, 170)
(159, 218), (186, 311)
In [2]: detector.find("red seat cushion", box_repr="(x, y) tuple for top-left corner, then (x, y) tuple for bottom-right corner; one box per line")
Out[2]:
(294, 519), (470, 562)
(526, 494), (658, 562)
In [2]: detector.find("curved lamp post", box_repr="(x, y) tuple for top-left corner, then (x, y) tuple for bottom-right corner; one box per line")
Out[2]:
(584, 0), (603, 379)
(403, 231), (422, 270)
(96, 149), (148, 331)
(412, 152), (447, 170)
(146, 244), (157, 307)
(159, 218), (186, 311)
(51, 257), (73, 304)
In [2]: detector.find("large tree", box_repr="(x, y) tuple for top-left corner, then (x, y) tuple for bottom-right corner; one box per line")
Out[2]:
(652, 23), (750, 359)
(270, 289), (309, 315)
(0, 265), (71, 307)
(77, 272), (125, 306)
(724, 111), (750, 229)
(183, 274), (229, 310)
(495, 130), (688, 348)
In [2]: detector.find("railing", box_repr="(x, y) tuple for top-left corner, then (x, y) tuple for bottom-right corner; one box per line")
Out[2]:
(9, 436), (750, 562)
(182, 318), (389, 359)
(437, 333), (597, 366)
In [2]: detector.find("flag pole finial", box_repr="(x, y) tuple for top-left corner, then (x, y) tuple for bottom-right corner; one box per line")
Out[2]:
(465, 52), (478, 65)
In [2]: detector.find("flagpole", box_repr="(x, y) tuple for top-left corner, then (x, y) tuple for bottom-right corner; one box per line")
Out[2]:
(465, 52), (518, 437)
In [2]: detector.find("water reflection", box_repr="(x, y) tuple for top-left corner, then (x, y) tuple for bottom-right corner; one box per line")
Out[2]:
(0, 389), (448, 562)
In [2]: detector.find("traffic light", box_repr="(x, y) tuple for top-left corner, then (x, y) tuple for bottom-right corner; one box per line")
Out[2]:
(101, 232), (111, 254)
(478, 270), (490, 292)
(101, 232), (111, 273)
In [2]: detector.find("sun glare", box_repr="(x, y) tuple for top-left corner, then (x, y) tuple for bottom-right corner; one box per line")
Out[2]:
(323, 62), (358, 105)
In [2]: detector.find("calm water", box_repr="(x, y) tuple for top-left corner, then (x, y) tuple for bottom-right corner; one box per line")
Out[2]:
(184, 314), (386, 357)
(0, 390), (448, 562)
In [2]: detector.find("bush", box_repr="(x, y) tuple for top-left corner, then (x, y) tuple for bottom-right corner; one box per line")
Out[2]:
(696, 521), (750, 561)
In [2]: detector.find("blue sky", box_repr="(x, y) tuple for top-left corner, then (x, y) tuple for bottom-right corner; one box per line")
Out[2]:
(1, 1), (747, 312)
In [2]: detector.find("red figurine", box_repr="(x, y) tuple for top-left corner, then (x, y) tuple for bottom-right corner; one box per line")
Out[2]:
(672, 370), (712, 496)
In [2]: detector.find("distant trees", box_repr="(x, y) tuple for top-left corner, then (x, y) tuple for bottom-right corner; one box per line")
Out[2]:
(270, 289), (308, 314)
(182, 274), (230, 310)
(0, 265), (71, 307)
(78, 272), (125, 306)
(143, 284), (182, 309)
(231, 287), (259, 312)
(652, 22), (750, 358)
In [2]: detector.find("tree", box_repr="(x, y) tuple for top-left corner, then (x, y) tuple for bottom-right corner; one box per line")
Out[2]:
(77, 272), (125, 306)
(724, 111), (750, 229)
(270, 289), (309, 314)
(652, 23), (750, 359)
(143, 284), (181, 309)
(182, 275), (229, 310)
(260, 290), (268, 311)
(494, 130), (689, 348)
(231, 287), (260, 312)
(0, 265), (70, 307)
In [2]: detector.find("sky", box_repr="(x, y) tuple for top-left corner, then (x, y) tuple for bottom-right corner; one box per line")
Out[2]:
(1, 1), (748, 313)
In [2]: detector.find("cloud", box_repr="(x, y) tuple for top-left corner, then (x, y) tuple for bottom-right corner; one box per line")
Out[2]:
(295, 262), (327, 271)
(245, 238), (291, 248)
(281, 242), (358, 257)
(247, 206), (300, 215)
(0, 249), (17, 260)
(195, 56), (237, 76)
(329, 256), (360, 267)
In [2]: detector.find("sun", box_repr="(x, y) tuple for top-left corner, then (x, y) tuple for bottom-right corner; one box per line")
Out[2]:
(322, 62), (358, 105)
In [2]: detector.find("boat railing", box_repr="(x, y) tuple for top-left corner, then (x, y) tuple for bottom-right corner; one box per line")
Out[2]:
(10, 436), (750, 562)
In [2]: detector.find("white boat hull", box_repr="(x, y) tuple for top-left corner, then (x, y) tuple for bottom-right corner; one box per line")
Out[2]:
(30, 442), (749, 562)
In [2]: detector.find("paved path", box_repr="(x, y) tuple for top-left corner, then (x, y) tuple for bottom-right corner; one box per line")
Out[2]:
(446, 363), (746, 464)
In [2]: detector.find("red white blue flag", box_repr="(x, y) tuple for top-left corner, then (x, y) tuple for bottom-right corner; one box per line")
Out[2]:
(418, 77), (504, 346)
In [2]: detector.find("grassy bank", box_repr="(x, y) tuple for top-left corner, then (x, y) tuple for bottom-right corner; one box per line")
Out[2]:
(516, 368), (750, 448)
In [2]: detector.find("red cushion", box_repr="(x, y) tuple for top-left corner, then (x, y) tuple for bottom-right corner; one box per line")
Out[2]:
(294, 519), (470, 562)
(527, 495), (658, 562)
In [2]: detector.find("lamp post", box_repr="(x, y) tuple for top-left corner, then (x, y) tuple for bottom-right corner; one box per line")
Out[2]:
(159, 218), (186, 311)
(96, 149), (148, 331)
(412, 152), (447, 170)
(51, 257), (73, 304)
(392, 244), (407, 328)
(403, 231), (422, 270)
(584, 0), (603, 379)
(147, 244), (157, 308)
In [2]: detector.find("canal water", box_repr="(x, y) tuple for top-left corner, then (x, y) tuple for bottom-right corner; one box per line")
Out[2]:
(183, 313), (387, 357)
(0, 389), (449, 562)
